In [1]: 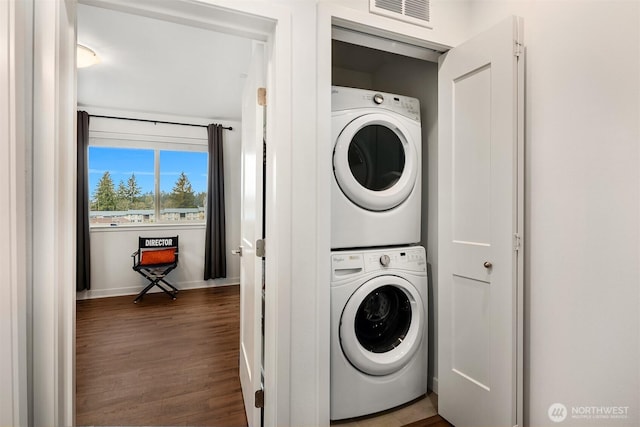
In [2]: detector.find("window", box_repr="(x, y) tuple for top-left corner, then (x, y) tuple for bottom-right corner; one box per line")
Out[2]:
(89, 147), (208, 226)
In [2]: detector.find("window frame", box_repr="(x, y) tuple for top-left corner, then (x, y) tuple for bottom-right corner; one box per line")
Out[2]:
(88, 128), (208, 228)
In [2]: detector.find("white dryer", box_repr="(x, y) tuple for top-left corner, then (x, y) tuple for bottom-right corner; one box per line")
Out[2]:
(330, 246), (428, 420)
(332, 86), (422, 249)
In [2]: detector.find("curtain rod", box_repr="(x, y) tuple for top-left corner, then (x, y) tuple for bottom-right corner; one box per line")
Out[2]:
(89, 114), (233, 130)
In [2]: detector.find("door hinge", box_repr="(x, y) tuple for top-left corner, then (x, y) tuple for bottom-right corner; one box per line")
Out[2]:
(263, 140), (267, 166)
(254, 389), (264, 408)
(513, 233), (522, 252)
(256, 239), (266, 257)
(257, 87), (266, 106)
(514, 41), (523, 58)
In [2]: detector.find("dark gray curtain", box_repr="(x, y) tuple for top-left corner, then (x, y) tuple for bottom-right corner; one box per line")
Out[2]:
(76, 111), (91, 291)
(204, 124), (227, 279)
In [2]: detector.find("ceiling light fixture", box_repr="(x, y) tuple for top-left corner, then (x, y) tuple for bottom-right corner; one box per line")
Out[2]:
(77, 44), (100, 68)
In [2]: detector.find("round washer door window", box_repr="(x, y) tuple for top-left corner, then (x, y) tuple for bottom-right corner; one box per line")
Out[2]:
(340, 275), (424, 376)
(334, 113), (418, 212)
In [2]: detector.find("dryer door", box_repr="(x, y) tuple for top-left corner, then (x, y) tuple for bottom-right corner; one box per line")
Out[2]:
(340, 275), (424, 376)
(333, 113), (418, 211)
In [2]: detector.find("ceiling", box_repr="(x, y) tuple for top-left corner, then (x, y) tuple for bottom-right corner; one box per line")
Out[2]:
(77, 4), (253, 121)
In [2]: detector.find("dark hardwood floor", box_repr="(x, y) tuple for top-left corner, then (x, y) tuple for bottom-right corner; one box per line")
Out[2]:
(76, 286), (248, 427)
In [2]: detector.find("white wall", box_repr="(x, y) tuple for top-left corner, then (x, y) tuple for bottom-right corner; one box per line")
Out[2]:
(76, 114), (241, 299)
(84, 225), (239, 298)
(466, 2), (640, 426)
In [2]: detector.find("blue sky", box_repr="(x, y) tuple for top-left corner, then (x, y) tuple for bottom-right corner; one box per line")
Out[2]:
(88, 147), (208, 195)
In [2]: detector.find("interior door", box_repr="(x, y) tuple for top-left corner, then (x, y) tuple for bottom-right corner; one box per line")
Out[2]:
(238, 41), (266, 427)
(438, 16), (524, 427)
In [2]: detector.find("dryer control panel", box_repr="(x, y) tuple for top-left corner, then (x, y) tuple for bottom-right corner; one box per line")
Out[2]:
(331, 86), (421, 122)
(331, 246), (426, 281)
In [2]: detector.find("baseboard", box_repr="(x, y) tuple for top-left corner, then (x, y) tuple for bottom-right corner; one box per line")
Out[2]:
(76, 277), (240, 300)
(431, 376), (438, 394)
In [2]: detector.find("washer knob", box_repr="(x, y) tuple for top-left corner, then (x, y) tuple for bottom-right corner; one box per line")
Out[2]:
(373, 93), (384, 105)
(379, 254), (390, 267)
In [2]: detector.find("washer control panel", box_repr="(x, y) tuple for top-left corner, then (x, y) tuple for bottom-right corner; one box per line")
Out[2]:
(331, 246), (426, 281)
(363, 247), (426, 273)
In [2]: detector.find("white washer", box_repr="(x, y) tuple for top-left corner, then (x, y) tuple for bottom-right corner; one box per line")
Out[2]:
(330, 246), (428, 420)
(332, 86), (422, 249)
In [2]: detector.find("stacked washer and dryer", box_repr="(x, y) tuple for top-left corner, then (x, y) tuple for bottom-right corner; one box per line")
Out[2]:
(330, 86), (428, 420)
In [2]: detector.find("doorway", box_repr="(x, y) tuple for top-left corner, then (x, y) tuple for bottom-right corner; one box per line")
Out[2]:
(75, 3), (261, 425)
(329, 33), (440, 427)
(30, 1), (293, 425)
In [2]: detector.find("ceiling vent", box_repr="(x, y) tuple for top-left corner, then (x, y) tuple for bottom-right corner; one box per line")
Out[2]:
(369, 0), (432, 29)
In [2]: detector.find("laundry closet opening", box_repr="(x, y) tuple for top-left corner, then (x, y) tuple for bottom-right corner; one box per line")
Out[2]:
(330, 32), (441, 421)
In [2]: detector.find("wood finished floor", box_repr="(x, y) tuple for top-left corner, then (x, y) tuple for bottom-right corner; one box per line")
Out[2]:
(333, 392), (452, 427)
(403, 415), (453, 427)
(76, 286), (248, 427)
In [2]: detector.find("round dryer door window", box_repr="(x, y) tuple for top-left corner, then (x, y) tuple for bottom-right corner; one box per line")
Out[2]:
(334, 113), (418, 211)
(339, 275), (424, 376)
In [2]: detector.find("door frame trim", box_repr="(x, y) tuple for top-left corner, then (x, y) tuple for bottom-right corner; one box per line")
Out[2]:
(515, 17), (525, 427)
(1, 0), (30, 425)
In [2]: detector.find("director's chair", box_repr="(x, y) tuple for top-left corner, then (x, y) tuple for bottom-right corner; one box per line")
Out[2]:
(131, 236), (179, 303)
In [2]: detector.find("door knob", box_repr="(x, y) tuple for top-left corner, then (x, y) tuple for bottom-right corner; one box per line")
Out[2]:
(231, 246), (243, 257)
(483, 261), (492, 269)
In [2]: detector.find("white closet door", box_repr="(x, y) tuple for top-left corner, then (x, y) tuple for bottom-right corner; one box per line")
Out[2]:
(438, 16), (524, 427)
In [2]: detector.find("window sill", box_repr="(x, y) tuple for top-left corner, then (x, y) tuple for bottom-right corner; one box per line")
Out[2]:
(89, 222), (206, 233)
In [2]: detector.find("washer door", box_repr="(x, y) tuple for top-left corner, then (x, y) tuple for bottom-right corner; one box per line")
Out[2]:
(334, 113), (418, 211)
(340, 275), (424, 376)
